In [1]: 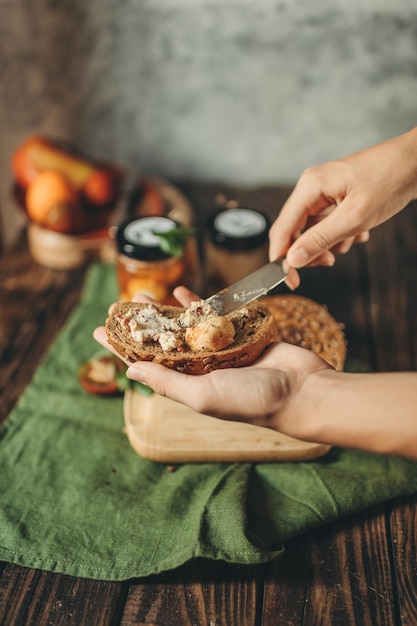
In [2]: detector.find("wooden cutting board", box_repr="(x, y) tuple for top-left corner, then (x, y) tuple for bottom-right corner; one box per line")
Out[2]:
(123, 390), (331, 463)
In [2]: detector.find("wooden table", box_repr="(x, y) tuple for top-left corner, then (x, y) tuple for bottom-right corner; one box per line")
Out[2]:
(1, 183), (416, 626)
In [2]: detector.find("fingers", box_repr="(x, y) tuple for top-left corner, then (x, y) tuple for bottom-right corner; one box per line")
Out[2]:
(269, 173), (331, 262)
(132, 293), (158, 304)
(355, 230), (370, 244)
(93, 326), (111, 351)
(330, 236), (356, 255)
(269, 161), (371, 270)
(285, 194), (370, 268)
(282, 262), (300, 290)
(93, 327), (133, 368)
(290, 228), (370, 264)
(126, 361), (242, 421)
(285, 220), (337, 268)
(172, 286), (201, 307)
(300, 250), (336, 267)
(125, 361), (287, 425)
(107, 302), (118, 315)
(126, 361), (207, 407)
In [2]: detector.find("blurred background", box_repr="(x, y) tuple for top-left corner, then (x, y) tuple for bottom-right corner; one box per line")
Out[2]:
(1, 0), (417, 249)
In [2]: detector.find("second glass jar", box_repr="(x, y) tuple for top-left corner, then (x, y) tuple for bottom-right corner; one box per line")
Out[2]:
(205, 207), (271, 292)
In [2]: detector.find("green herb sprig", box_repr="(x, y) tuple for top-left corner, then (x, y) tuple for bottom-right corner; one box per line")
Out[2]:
(152, 226), (195, 258)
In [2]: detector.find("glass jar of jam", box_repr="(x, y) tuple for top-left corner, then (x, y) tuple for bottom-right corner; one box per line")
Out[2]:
(115, 216), (198, 304)
(205, 207), (271, 291)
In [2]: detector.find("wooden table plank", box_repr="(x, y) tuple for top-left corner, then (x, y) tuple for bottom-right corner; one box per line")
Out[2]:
(0, 564), (128, 626)
(260, 544), (311, 626)
(389, 494), (417, 625)
(365, 205), (417, 372)
(121, 560), (266, 626)
(306, 509), (397, 626)
(262, 506), (398, 626)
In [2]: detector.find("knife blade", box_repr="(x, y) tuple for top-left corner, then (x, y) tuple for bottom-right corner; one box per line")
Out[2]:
(205, 259), (287, 316)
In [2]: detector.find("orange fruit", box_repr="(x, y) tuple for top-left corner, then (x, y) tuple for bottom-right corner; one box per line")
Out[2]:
(11, 136), (96, 189)
(26, 170), (81, 233)
(84, 169), (118, 205)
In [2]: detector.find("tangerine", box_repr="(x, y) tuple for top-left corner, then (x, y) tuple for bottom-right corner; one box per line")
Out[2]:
(84, 169), (117, 205)
(26, 170), (81, 233)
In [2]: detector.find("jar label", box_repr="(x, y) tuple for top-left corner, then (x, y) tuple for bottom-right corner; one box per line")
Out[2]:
(214, 209), (267, 237)
(124, 217), (175, 247)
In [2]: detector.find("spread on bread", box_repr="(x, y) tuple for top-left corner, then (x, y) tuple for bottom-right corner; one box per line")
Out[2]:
(115, 301), (237, 352)
(120, 304), (181, 351)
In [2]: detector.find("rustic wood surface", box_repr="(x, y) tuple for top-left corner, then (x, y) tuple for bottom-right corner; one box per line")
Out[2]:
(0, 183), (416, 626)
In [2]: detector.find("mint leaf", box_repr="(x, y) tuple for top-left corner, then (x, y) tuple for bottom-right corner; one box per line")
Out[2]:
(152, 226), (195, 257)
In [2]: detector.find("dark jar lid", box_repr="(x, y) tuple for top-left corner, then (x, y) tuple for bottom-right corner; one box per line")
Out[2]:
(206, 207), (270, 251)
(116, 216), (179, 261)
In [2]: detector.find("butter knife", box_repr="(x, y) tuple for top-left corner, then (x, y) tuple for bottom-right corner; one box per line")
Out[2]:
(205, 259), (287, 316)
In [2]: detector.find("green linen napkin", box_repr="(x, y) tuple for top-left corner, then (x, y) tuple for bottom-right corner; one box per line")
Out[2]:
(0, 263), (416, 581)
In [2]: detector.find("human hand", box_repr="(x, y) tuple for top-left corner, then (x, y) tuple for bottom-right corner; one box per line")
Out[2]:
(94, 310), (331, 440)
(269, 128), (417, 271)
(131, 341), (332, 442)
(93, 286), (330, 439)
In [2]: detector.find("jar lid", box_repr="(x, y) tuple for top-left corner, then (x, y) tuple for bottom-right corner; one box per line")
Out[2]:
(116, 216), (178, 261)
(207, 207), (270, 250)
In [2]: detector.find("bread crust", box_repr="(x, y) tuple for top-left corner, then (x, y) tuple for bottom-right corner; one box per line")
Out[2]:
(105, 300), (278, 375)
(262, 295), (346, 371)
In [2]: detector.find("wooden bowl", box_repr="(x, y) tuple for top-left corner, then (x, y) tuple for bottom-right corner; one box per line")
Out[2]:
(27, 223), (115, 270)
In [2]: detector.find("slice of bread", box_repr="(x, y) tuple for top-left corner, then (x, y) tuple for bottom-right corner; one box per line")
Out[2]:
(262, 295), (346, 371)
(105, 300), (278, 375)
(105, 295), (347, 375)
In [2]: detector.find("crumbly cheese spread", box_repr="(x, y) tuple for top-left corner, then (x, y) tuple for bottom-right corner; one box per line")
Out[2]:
(178, 300), (216, 328)
(118, 301), (236, 352)
(122, 305), (183, 351)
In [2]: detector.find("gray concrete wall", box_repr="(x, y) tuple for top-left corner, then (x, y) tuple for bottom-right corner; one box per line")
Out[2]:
(1, 0), (417, 247)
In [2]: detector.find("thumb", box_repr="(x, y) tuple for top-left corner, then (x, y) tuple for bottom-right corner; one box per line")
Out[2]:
(126, 361), (191, 402)
(285, 204), (354, 268)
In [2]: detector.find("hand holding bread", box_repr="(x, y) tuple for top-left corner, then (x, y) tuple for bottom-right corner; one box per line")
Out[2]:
(94, 288), (346, 435)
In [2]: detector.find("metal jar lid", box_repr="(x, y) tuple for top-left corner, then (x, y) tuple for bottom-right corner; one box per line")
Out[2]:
(116, 216), (178, 261)
(207, 207), (270, 251)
